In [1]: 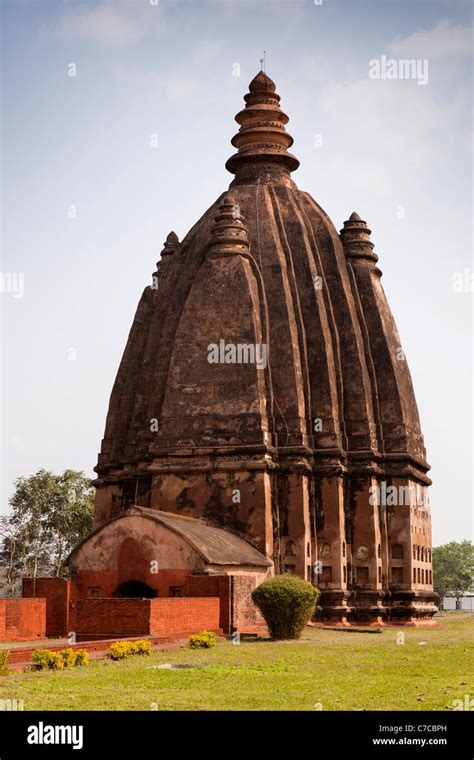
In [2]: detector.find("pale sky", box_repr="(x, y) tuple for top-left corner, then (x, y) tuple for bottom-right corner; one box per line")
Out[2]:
(1, 0), (472, 546)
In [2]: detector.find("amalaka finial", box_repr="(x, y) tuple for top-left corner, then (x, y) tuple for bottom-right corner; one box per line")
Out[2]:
(226, 70), (299, 180)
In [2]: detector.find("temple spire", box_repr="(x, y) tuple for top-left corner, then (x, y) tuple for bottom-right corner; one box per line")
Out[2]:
(225, 71), (299, 180)
(152, 231), (180, 285)
(208, 195), (250, 257)
(340, 213), (379, 266)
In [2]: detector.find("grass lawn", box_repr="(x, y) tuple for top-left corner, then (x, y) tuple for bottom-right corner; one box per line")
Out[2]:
(0, 612), (472, 711)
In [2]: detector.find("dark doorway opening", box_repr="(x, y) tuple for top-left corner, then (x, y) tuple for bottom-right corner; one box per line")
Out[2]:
(115, 580), (156, 598)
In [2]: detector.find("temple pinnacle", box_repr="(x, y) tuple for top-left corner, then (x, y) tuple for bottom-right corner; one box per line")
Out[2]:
(226, 71), (299, 179)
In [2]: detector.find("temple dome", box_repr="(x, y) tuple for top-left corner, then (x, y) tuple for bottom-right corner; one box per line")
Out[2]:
(96, 70), (429, 515)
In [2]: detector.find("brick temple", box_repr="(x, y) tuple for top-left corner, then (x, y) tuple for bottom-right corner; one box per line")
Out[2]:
(21, 70), (437, 639)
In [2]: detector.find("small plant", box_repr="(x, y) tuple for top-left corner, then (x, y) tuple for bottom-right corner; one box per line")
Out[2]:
(252, 574), (320, 640)
(108, 640), (152, 659)
(31, 649), (65, 670)
(49, 652), (65, 670)
(108, 642), (133, 660)
(31, 647), (89, 670)
(0, 650), (10, 675)
(31, 649), (54, 670)
(134, 640), (152, 656)
(189, 631), (217, 649)
(60, 648), (77, 669)
(74, 649), (89, 666)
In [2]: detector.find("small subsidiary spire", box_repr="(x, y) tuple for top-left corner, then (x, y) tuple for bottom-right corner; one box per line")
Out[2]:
(163, 231), (179, 254)
(340, 213), (379, 265)
(226, 70), (299, 180)
(152, 231), (180, 285)
(208, 195), (250, 257)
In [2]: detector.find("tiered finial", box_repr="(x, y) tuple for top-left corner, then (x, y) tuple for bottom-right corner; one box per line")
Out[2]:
(340, 212), (379, 265)
(162, 231), (179, 255)
(208, 195), (250, 257)
(152, 231), (180, 286)
(226, 71), (299, 179)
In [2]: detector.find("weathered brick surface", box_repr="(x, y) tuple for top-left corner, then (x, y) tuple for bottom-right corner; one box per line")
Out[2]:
(74, 567), (190, 599)
(0, 599), (46, 641)
(184, 575), (231, 632)
(231, 576), (263, 630)
(74, 597), (220, 638)
(76, 599), (151, 638)
(22, 572), (264, 638)
(0, 600), (5, 639)
(22, 577), (71, 637)
(149, 597), (220, 635)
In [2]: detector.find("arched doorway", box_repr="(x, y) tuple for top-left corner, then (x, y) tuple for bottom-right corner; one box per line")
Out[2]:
(114, 580), (156, 598)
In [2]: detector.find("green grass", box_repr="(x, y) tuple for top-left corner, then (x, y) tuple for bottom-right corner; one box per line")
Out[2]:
(0, 612), (472, 711)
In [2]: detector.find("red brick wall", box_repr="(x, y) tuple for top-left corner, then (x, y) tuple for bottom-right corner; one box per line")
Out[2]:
(76, 599), (151, 638)
(0, 601), (5, 639)
(74, 597), (220, 639)
(184, 575), (231, 632)
(0, 599), (46, 641)
(21, 572), (262, 638)
(149, 597), (220, 635)
(22, 577), (71, 637)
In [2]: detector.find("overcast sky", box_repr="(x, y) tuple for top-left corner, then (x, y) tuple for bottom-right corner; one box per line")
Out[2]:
(1, 0), (472, 546)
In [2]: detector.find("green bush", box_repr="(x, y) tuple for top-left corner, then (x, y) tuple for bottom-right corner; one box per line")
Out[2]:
(134, 640), (152, 656)
(31, 647), (89, 670)
(108, 641), (134, 660)
(0, 650), (10, 675)
(31, 649), (54, 670)
(74, 649), (89, 667)
(31, 649), (65, 670)
(251, 574), (320, 640)
(189, 631), (217, 649)
(60, 648), (77, 669)
(49, 652), (65, 670)
(107, 640), (152, 660)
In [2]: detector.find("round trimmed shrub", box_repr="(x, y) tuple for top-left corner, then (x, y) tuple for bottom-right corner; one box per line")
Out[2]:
(251, 574), (320, 640)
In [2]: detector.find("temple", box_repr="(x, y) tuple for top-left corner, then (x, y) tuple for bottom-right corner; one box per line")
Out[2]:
(26, 71), (438, 635)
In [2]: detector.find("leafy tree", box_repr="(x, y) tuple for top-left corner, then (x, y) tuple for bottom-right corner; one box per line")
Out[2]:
(432, 541), (474, 609)
(0, 469), (94, 594)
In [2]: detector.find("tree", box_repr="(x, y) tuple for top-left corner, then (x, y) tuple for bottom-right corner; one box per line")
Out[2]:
(432, 541), (474, 609)
(0, 469), (94, 594)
